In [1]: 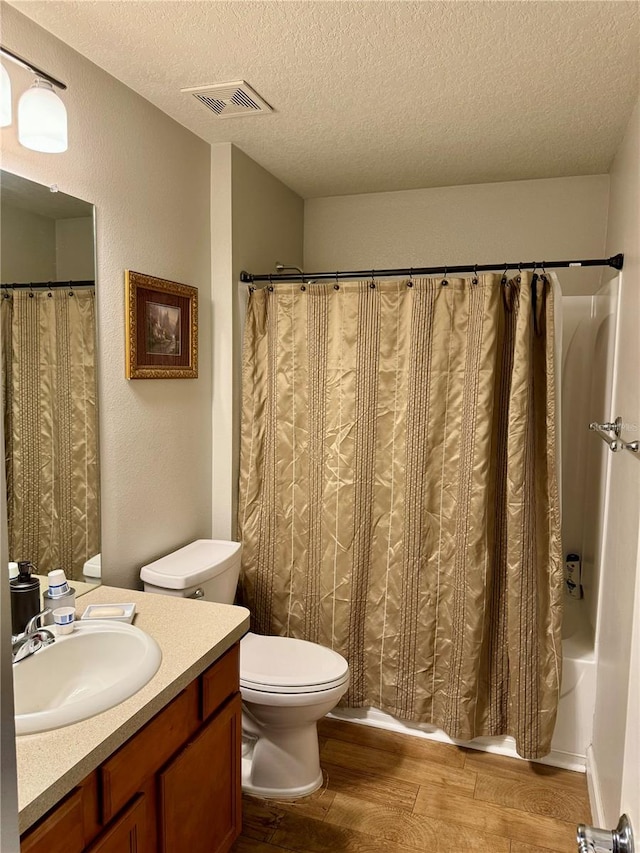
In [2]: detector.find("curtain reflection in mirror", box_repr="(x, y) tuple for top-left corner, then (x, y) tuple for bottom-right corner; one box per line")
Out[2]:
(1, 288), (99, 580)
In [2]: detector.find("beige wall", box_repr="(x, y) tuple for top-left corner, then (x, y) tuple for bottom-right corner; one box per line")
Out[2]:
(304, 175), (610, 295)
(592, 97), (640, 826)
(210, 143), (303, 539)
(55, 217), (94, 280)
(0, 4), (212, 589)
(0, 202), (56, 282)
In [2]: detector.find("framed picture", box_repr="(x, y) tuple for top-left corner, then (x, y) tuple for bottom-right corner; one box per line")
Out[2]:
(125, 271), (198, 379)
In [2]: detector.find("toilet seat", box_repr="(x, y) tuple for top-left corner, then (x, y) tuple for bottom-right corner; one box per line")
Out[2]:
(240, 632), (349, 694)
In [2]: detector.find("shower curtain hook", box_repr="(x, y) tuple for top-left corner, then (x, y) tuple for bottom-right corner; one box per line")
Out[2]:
(442, 265), (448, 286)
(370, 270), (376, 289)
(408, 267), (414, 287)
(473, 264), (479, 285)
(334, 271), (340, 290)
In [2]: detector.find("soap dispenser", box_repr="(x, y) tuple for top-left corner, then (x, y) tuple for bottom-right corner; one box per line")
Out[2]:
(10, 561), (41, 636)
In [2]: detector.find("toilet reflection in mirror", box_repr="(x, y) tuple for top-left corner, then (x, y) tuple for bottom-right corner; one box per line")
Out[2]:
(0, 170), (100, 584)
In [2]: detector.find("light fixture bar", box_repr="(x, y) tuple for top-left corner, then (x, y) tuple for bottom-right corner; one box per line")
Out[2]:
(0, 45), (66, 91)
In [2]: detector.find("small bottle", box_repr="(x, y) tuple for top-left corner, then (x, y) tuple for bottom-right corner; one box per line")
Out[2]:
(10, 561), (41, 636)
(43, 568), (76, 619)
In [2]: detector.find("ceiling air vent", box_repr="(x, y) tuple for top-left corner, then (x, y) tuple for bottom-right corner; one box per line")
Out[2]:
(182, 81), (273, 118)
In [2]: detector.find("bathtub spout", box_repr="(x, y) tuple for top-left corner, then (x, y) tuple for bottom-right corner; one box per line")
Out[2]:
(577, 814), (634, 853)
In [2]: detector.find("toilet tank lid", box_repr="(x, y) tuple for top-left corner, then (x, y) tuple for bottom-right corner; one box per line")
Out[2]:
(140, 539), (241, 590)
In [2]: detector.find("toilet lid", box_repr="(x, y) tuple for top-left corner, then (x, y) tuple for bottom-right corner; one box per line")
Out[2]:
(240, 633), (349, 694)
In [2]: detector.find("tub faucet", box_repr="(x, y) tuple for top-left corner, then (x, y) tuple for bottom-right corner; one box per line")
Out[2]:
(11, 609), (55, 664)
(577, 815), (634, 853)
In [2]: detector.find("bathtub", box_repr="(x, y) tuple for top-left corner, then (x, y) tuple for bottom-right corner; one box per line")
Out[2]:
(551, 600), (596, 771)
(331, 599), (595, 773)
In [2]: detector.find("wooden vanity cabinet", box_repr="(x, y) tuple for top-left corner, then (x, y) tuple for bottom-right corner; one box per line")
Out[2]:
(85, 794), (148, 853)
(159, 694), (242, 853)
(21, 643), (242, 853)
(20, 775), (100, 853)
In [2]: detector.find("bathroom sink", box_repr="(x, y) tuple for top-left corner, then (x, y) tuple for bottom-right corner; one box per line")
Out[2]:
(13, 621), (162, 735)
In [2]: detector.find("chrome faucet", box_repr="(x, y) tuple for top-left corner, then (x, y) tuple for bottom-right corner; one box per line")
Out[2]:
(11, 609), (55, 664)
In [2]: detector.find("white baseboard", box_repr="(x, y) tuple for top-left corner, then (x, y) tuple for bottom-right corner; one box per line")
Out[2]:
(329, 707), (586, 773)
(586, 745), (606, 825)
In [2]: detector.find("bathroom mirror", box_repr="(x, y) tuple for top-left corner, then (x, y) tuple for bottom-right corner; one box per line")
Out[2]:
(0, 170), (100, 592)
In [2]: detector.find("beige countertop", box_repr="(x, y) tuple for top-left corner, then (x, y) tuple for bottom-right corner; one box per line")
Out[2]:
(16, 584), (250, 834)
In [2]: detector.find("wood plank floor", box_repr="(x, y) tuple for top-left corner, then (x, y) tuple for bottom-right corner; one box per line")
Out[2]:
(231, 718), (591, 853)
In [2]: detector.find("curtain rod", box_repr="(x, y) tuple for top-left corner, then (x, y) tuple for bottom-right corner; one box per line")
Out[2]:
(240, 254), (624, 285)
(0, 280), (94, 290)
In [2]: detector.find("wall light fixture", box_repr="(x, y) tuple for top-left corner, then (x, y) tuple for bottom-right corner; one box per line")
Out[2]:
(1, 63), (12, 127)
(0, 44), (68, 153)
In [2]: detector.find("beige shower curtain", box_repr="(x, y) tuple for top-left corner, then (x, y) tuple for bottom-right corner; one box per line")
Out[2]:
(2, 289), (99, 580)
(238, 272), (562, 759)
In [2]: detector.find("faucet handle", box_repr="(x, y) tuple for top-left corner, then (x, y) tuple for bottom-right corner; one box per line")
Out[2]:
(25, 609), (52, 635)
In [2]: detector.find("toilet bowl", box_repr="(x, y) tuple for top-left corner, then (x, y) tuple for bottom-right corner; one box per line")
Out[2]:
(240, 631), (349, 797)
(140, 539), (349, 799)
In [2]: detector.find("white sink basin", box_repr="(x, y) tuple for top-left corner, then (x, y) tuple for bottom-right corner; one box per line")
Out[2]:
(14, 621), (162, 735)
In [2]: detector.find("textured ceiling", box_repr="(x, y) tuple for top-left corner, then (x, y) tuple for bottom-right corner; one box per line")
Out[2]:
(9, 1), (640, 198)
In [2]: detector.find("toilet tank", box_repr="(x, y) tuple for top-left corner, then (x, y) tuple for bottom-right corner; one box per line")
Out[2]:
(140, 539), (241, 603)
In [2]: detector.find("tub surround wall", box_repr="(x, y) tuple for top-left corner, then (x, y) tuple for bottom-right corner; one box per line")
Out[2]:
(0, 4), (213, 591)
(561, 297), (599, 560)
(562, 285), (619, 640)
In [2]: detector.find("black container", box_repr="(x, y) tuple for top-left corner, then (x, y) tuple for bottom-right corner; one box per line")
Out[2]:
(10, 561), (40, 636)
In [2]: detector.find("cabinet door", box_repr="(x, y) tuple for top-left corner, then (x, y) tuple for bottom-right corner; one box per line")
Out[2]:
(101, 681), (199, 822)
(21, 788), (85, 853)
(21, 774), (101, 853)
(159, 693), (242, 853)
(85, 794), (146, 853)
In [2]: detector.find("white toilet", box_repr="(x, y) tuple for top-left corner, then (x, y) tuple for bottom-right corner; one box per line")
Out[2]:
(140, 539), (349, 799)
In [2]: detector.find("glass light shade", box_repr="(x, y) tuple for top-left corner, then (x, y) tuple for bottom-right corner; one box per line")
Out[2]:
(1, 64), (12, 128)
(18, 78), (68, 153)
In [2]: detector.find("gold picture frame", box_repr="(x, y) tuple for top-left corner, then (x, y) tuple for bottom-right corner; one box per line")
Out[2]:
(125, 270), (198, 379)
